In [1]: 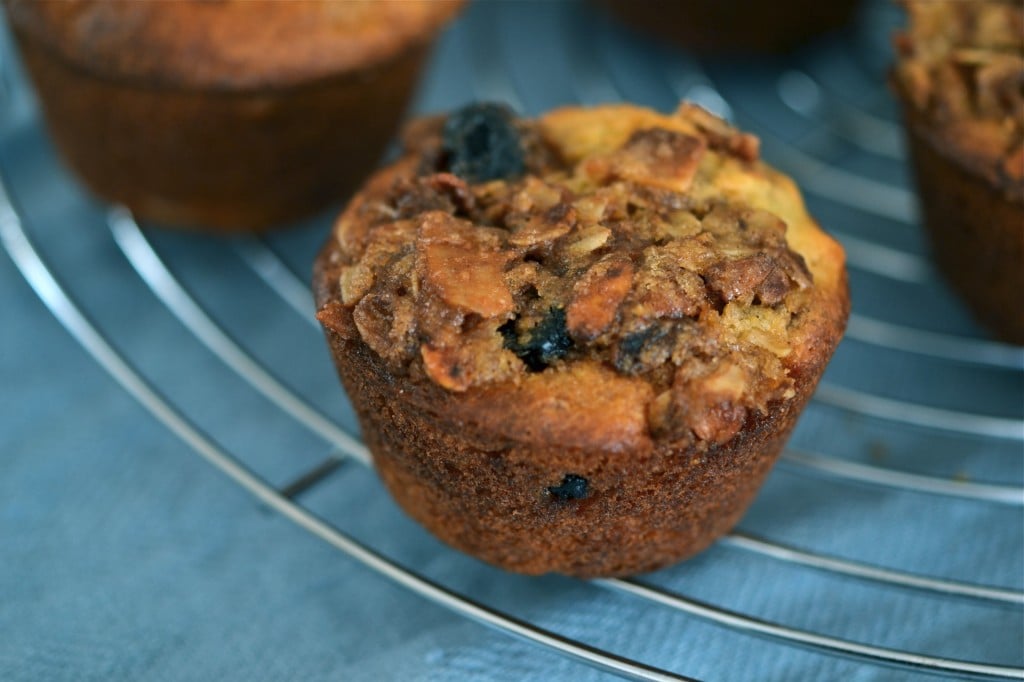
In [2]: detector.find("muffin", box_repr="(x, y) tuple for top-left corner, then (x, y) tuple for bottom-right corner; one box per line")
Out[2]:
(4, 0), (464, 231)
(891, 1), (1023, 344)
(314, 102), (849, 577)
(597, 0), (860, 54)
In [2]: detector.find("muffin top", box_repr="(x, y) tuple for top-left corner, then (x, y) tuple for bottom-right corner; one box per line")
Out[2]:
(893, 0), (1024, 197)
(317, 103), (848, 452)
(5, 0), (464, 89)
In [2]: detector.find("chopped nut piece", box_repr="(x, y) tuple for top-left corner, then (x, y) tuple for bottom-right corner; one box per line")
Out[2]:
(425, 172), (476, 214)
(661, 234), (719, 273)
(648, 360), (754, 444)
(605, 128), (707, 192)
(755, 266), (793, 306)
(420, 344), (461, 390)
(701, 361), (748, 400)
(508, 203), (577, 247)
(706, 253), (780, 305)
(419, 321), (524, 391)
(566, 255), (634, 340)
(572, 193), (612, 225)
(689, 399), (747, 445)
(739, 208), (788, 247)
(315, 300), (357, 341)
(339, 263), (373, 305)
(676, 103), (760, 162)
(564, 225), (611, 256)
(653, 210), (702, 241)
(416, 211), (514, 318)
(421, 327), (521, 392)
(510, 176), (565, 214)
(631, 248), (708, 320)
(354, 286), (417, 364)
(720, 304), (794, 358)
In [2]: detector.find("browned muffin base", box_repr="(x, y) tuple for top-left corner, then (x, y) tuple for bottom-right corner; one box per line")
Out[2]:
(316, 246), (826, 578)
(600, 0), (859, 53)
(13, 28), (429, 231)
(902, 110), (1024, 344)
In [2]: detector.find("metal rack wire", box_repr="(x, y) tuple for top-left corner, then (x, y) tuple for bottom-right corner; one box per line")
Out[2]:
(1, 1), (1021, 680)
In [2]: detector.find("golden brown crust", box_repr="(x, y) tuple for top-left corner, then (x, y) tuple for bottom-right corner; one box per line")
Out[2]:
(4, 0), (465, 90)
(313, 103), (848, 576)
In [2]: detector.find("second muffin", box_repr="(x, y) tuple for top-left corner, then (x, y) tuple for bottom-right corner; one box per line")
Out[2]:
(315, 102), (849, 577)
(6, 0), (463, 231)
(891, 0), (1024, 343)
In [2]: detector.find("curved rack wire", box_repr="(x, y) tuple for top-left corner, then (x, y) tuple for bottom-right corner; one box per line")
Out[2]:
(2, 1), (1022, 680)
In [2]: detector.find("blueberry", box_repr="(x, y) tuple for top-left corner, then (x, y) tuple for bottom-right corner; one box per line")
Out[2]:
(499, 307), (573, 371)
(548, 474), (589, 501)
(442, 102), (525, 183)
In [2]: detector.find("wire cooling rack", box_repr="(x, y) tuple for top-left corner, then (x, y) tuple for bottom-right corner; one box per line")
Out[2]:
(2, 2), (1022, 680)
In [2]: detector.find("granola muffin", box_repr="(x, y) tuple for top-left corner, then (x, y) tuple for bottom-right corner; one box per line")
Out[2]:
(892, 0), (1024, 343)
(314, 102), (849, 577)
(598, 0), (860, 53)
(5, 0), (463, 231)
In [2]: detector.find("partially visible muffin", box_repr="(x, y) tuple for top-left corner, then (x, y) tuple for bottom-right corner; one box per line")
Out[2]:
(892, 0), (1024, 343)
(5, 0), (464, 231)
(598, 0), (860, 53)
(314, 102), (849, 577)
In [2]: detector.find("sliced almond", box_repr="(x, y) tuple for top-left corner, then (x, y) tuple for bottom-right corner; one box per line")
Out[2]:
(564, 225), (611, 257)
(416, 212), (514, 319)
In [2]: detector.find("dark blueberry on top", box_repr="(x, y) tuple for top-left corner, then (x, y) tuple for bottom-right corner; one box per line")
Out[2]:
(499, 307), (573, 372)
(548, 475), (589, 501)
(442, 102), (525, 183)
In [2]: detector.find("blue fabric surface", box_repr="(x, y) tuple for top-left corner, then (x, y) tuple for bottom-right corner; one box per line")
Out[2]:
(2, 2), (1022, 680)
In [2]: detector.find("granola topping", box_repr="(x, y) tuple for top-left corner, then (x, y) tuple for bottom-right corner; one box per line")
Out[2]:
(323, 103), (819, 445)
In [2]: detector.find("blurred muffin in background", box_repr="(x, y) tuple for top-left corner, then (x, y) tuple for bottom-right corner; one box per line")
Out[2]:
(597, 0), (860, 53)
(891, 0), (1024, 343)
(4, 0), (464, 232)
